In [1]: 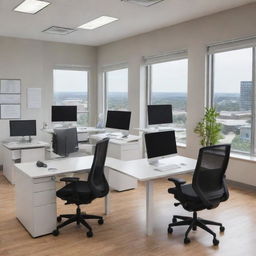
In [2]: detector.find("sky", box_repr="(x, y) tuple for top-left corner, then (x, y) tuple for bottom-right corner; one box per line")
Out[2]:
(53, 69), (88, 92)
(214, 47), (252, 93)
(53, 48), (253, 94)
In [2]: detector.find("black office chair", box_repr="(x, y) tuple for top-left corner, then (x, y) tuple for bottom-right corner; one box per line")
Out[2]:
(167, 144), (231, 245)
(52, 127), (79, 157)
(52, 138), (110, 238)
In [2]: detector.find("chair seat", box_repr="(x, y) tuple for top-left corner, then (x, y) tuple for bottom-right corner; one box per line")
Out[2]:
(169, 184), (225, 211)
(57, 181), (95, 204)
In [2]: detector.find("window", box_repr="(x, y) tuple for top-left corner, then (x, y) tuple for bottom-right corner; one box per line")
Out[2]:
(104, 68), (128, 111)
(147, 58), (188, 145)
(53, 69), (89, 126)
(208, 42), (256, 155)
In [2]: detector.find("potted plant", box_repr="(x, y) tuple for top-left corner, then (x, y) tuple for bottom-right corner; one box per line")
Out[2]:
(194, 107), (222, 146)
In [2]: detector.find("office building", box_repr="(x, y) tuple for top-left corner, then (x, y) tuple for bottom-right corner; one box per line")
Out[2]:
(240, 81), (253, 110)
(0, 1), (256, 255)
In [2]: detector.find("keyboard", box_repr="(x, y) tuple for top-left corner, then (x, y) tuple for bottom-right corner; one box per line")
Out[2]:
(154, 164), (181, 172)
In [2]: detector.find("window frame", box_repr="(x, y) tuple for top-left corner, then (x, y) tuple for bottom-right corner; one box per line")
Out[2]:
(145, 51), (188, 146)
(102, 64), (129, 114)
(207, 38), (256, 156)
(53, 67), (90, 126)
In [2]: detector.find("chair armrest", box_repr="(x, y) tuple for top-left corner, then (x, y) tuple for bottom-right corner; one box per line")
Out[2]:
(60, 177), (80, 183)
(168, 178), (186, 187)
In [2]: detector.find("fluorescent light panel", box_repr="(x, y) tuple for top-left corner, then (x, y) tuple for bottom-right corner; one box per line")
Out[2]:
(78, 16), (118, 30)
(14, 0), (50, 14)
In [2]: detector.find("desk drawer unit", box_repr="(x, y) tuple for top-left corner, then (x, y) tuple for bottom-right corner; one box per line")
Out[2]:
(108, 142), (140, 191)
(15, 171), (57, 238)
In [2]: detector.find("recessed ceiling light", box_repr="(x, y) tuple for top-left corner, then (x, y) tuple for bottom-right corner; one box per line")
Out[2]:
(121, 0), (164, 7)
(14, 0), (50, 14)
(78, 16), (118, 30)
(42, 26), (75, 35)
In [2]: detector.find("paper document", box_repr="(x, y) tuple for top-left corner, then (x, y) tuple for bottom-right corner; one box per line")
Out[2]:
(27, 88), (41, 109)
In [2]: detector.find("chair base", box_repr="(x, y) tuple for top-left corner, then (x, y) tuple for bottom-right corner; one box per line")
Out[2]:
(52, 205), (104, 237)
(168, 212), (224, 245)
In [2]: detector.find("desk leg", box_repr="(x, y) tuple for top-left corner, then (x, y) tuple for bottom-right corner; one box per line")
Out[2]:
(146, 180), (154, 236)
(104, 167), (111, 215)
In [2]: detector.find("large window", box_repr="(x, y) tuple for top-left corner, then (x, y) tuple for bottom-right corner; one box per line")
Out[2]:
(53, 69), (89, 126)
(209, 43), (255, 155)
(148, 58), (188, 145)
(105, 68), (128, 111)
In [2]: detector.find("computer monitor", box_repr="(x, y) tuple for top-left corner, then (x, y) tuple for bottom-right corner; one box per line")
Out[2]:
(147, 105), (173, 125)
(105, 110), (131, 131)
(51, 106), (77, 122)
(9, 120), (37, 141)
(144, 131), (177, 164)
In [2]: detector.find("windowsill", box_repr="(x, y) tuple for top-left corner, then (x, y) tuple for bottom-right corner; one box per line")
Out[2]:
(230, 152), (256, 163)
(177, 143), (186, 148)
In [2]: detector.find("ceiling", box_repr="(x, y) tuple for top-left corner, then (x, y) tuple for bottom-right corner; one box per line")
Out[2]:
(0, 0), (255, 46)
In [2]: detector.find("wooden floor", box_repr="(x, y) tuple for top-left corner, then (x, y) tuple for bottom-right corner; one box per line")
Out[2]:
(0, 172), (256, 256)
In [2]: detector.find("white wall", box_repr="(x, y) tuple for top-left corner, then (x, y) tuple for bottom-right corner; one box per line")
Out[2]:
(0, 36), (97, 165)
(97, 3), (256, 186)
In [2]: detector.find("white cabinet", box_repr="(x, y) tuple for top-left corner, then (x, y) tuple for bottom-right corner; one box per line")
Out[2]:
(89, 134), (141, 191)
(2, 141), (49, 184)
(15, 170), (57, 238)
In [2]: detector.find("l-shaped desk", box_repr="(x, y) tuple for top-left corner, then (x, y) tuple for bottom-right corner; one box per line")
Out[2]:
(14, 155), (196, 238)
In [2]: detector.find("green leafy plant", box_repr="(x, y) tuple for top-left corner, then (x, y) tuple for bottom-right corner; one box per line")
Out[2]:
(194, 107), (223, 146)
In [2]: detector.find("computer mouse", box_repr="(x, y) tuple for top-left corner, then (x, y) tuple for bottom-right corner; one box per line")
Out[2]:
(36, 161), (47, 168)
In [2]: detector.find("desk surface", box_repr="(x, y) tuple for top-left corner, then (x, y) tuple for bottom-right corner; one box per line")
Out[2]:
(90, 133), (140, 144)
(42, 127), (105, 134)
(15, 155), (196, 181)
(2, 140), (50, 150)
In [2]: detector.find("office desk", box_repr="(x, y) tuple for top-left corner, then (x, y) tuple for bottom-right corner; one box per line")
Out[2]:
(42, 127), (105, 142)
(15, 155), (196, 237)
(2, 141), (50, 184)
(90, 133), (141, 191)
(14, 156), (110, 238)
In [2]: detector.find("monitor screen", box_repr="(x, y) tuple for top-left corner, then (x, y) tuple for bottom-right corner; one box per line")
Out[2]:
(105, 110), (131, 130)
(10, 120), (37, 137)
(147, 105), (173, 125)
(52, 106), (77, 122)
(144, 131), (177, 159)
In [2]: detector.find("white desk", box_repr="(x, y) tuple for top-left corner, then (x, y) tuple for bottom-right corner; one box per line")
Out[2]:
(42, 127), (106, 142)
(2, 140), (50, 184)
(90, 133), (141, 191)
(14, 155), (196, 237)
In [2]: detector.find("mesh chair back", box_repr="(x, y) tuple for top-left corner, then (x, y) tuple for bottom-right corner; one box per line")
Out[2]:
(88, 138), (109, 198)
(53, 128), (78, 156)
(192, 144), (231, 201)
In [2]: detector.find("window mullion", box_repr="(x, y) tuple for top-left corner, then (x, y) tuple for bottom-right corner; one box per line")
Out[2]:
(251, 47), (256, 155)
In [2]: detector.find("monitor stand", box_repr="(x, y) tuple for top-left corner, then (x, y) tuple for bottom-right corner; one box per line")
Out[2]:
(20, 136), (32, 143)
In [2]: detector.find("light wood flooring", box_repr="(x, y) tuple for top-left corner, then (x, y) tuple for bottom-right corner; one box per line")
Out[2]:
(0, 172), (256, 256)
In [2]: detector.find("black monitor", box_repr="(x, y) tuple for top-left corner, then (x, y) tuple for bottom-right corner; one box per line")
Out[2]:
(144, 131), (177, 160)
(147, 105), (173, 125)
(105, 110), (131, 130)
(10, 120), (37, 138)
(52, 106), (77, 122)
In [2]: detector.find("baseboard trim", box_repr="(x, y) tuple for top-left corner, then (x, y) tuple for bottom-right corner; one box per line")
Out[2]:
(227, 179), (256, 190)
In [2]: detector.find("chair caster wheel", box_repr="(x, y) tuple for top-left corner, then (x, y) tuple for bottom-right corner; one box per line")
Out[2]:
(220, 226), (225, 232)
(87, 230), (93, 238)
(192, 226), (197, 231)
(52, 229), (59, 236)
(184, 237), (191, 244)
(168, 226), (173, 234)
(213, 238), (219, 246)
(172, 217), (177, 223)
(57, 216), (62, 223)
(98, 218), (104, 225)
